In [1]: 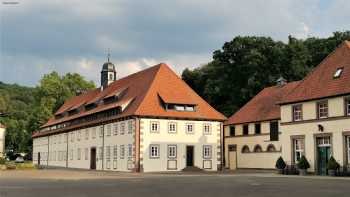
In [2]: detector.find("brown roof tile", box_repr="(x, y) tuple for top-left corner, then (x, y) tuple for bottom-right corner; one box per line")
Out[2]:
(40, 63), (226, 132)
(280, 41), (350, 104)
(225, 81), (300, 125)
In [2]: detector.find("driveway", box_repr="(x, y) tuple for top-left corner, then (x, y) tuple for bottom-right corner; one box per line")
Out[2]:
(0, 170), (349, 197)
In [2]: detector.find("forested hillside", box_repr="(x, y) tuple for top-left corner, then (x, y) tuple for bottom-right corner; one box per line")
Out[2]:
(182, 31), (350, 117)
(0, 72), (95, 155)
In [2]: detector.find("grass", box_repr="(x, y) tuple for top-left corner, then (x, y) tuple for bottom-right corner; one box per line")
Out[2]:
(0, 161), (37, 170)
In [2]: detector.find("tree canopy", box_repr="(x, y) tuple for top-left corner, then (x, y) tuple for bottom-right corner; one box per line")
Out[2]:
(182, 31), (350, 117)
(0, 72), (95, 154)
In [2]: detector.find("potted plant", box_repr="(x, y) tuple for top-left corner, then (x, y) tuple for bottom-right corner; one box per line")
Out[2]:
(297, 156), (310, 176)
(327, 156), (340, 176)
(275, 156), (286, 174)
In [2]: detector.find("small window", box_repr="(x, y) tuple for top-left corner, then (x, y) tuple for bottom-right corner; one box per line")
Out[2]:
(120, 122), (125, 135)
(92, 128), (96, 139)
(128, 121), (133, 134)
(150, 145), (160, 158)
(168, 122), (177, 133)
(106, 124), (111, 136)
(109, 73), (114, 80)
(120, 145), (125, 159)
(186, 123), (194, 134)
(185, 106), (195, 112)
(70, 149), (73, 160)
(99, 126), (104, 138)
(150, 121), (160, 133)
(113, 145), (118, 160)
(128, 144), (133, 157)
(317, 101), (328, 119)
(253, 145), (262, 153)
(168, 145), (177, 158)
(293, 138), (304, 164)
(345, 98), (350, 116)
(255, 123), (261, 134)
(203, 123), (211, 135)
(241, 145), (250, 153)
(334, 67), (343, 78)
(243, 125), (249, 135)
(292, 104), (303, 121)
(174, 105), (185, 111)
(346, 136), (350, 165)
(99, 147), (103, 160)
(229, 126), (235, 136)
(270, 121), (279, 141)
(85, 129), (89, 140)
(203, 145), (212, 159)
(266, 144), (276, 152)
(85, 148), (89, 160)
(106, 146), (111, 161)
(77, 148), (81, 160)
(113, 123), (118, 135)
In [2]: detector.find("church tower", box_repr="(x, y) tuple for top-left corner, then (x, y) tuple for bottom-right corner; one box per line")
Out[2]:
(101, 52), (116, 89)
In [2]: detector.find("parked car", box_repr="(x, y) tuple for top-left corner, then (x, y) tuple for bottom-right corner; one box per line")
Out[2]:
(15, 156), (24, 163)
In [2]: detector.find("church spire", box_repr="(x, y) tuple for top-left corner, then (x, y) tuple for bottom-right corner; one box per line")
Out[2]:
(101, 49), (116, 89)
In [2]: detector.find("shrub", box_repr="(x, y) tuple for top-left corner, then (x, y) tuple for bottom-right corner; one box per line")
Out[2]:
(275, 156), (286, 169)
(297, 156), (310, 170)
(16, 162), (36, 170)
(0, 157), (6, 165)
(327, 156), (340, 170)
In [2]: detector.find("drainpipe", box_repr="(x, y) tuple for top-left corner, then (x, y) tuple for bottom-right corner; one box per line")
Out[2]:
(102, 124), (105, 170)
(47, 136), (50, 166)
(66, 133), (69, 168)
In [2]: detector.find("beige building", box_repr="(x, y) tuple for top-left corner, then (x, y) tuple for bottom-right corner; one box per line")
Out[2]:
(224, 79), (299, 170)
(32, 61), (226, 172)
(0, 123), (5, 157)
(279, 41), (350, 175)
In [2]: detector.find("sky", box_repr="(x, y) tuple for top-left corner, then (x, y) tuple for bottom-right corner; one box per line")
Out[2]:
(0, 0), (349, 87)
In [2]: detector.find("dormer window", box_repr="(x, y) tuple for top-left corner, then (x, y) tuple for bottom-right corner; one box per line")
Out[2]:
(165, 104), (196, 112)
(334, 67), (343, 78)
(68, 108), (79, 116)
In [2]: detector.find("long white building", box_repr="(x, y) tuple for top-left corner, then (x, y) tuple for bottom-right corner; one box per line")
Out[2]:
(32, 61), (226, 172)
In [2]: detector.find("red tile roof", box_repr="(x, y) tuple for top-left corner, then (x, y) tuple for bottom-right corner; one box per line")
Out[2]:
(41, 63), (226, 130)
(225, 81), (300, 125)
(280, 41), (350, 104)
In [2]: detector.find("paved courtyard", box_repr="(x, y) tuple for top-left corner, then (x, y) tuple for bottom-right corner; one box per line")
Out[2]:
(0, 170), (349, 197)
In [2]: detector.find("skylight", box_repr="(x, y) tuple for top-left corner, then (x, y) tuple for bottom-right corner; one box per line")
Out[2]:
(333, 67), (343, 78)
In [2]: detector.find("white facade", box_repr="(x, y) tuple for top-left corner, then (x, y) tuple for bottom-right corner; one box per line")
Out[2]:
(33, 118), (222, 172)
(140, 118), (222, 172)
(33, 119), (135, 172)
(0, 126), (6, 157)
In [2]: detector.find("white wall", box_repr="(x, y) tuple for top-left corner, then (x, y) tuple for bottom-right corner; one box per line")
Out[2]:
(140, 118), (222, 172)
(0, 127), (5, 156)
(33, 119), (135, 172)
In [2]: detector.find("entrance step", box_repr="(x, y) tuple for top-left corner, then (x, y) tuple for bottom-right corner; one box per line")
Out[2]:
(182, 166), (203, 172)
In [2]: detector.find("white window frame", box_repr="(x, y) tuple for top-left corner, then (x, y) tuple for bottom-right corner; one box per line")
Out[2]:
(346, 98), (350, 116)
(128, 144), (133, 157)
(113, 145), (118, 160)
(203, 123), (211, 135)
(77, 131), (81, 141)
(203, 145), (212, 159)
(106, 124), (111, 136)
(168, 122), (177, 133)
(318, 101), (328, 119)
(99, 147), (103, 160)
(99, 126), (104, 138)
(92, 128), (96, 139)
(185, 123), (194, 134)
(113, 123), (119, 135)
(150, 121), (160, 133)
(150, 145), (160, 158)
(293, 138), (304, 164)
(120, 145), (125, 159)
(85, 129), (89, 140)
(85, 148), (88, 160)
(77, 148), (81, 160)
(120, 123), (125, 135)
(167, 145), (177, 159)
(70, 149), (73, 160)
(292, 104), (302, 121)
(106, 146), (111, 161)
(128, 121), (133, 134)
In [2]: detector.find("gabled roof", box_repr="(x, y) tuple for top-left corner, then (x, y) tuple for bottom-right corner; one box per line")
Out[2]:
(41, 63), (226, 129)
(280, 41), (350, 104)
(225, 81), (300, 125)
